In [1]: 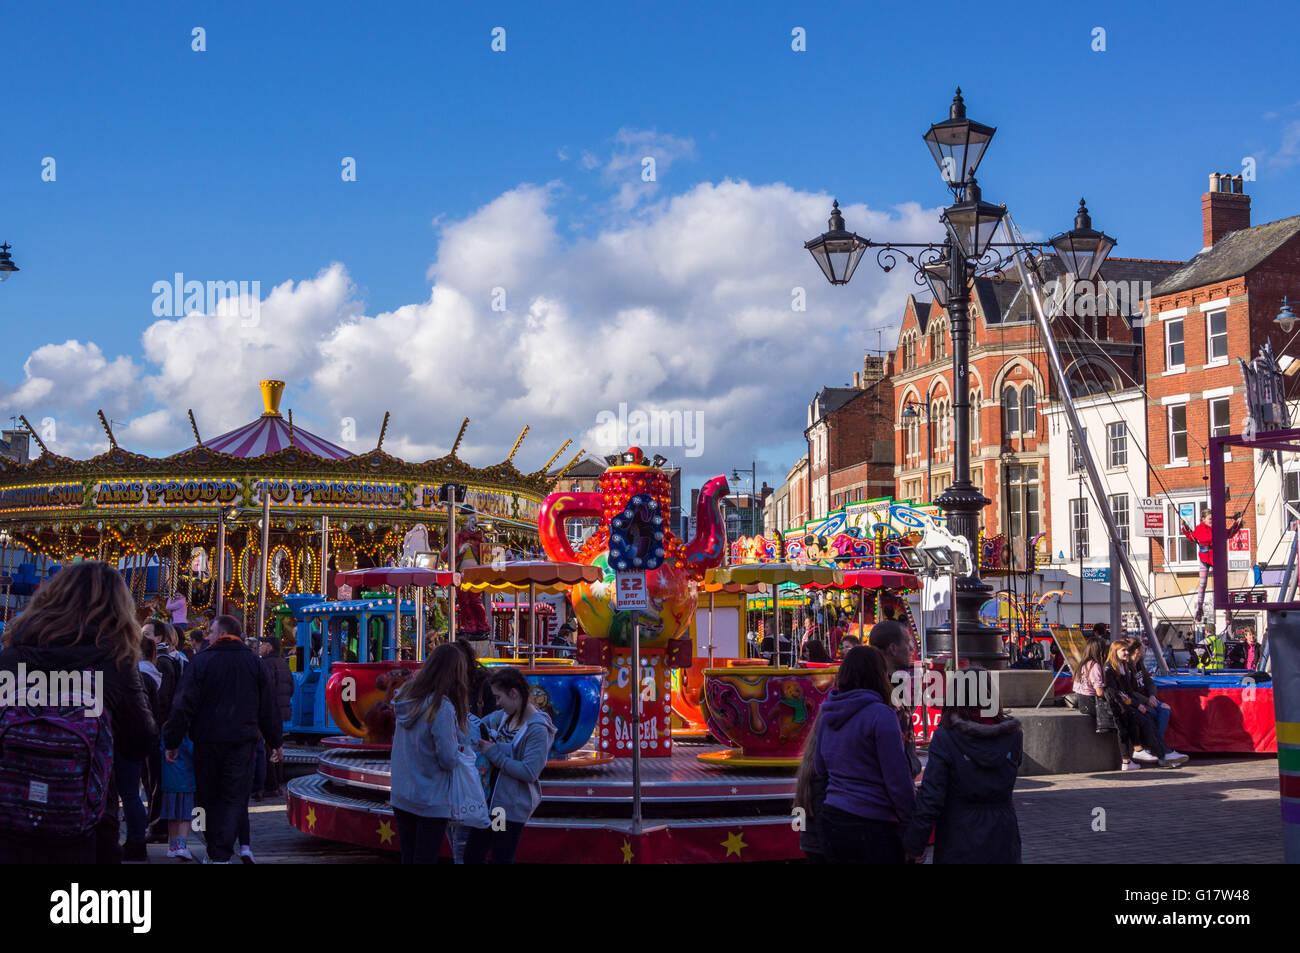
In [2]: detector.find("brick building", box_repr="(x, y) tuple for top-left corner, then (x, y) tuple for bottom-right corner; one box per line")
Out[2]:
(891, 244), (1180, 560)
(1143, 174), (1300, 626)
(806, 355), (895, 520)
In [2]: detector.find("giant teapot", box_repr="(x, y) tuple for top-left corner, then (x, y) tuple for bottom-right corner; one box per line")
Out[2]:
(538, 447), (728, 650)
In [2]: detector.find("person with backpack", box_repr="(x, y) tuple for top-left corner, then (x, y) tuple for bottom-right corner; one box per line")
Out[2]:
(465, 666), (556, 864)
(902, 688), (1024, 864)
(389, 643), (472, 863)
(0, 561), (158, 864)
(163, 614), (283, 864)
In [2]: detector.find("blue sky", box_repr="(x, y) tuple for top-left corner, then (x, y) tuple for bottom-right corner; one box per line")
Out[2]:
(2, 0), (1299, 487)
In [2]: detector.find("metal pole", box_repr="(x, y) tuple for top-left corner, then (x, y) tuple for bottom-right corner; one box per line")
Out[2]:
(1110, 539), (1122, 640)
(446, 500), (457, 642)
(707, 591), (715, 666)
(1078, 472), (1084, 636)
(215, 513), (227, 617)
(415, 586), (424, 662)
(951, 565), (959, 670)
(257, 485), (272, 640)
(513, 591), (520, 657)
(631, 618), (642, 835)
(926, 403), (933, 502)
(1005, 216), (1168, 674)
(393, 585), (401, 661)
(529, 581), (537, 662)
(319, 515), (329, 598)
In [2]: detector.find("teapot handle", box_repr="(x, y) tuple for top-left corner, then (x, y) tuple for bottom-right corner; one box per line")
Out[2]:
(538, 491), (604, 562)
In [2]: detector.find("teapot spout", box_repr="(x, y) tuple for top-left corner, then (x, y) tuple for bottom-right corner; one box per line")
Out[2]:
(683, 474), (730, 574)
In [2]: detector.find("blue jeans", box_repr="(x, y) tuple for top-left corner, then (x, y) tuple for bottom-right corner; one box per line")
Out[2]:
(115, 758), (148, 846)
(1154, 704), (1171, 746)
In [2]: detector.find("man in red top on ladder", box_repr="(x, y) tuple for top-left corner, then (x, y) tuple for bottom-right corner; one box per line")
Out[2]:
(1180, 508), (1244, 622)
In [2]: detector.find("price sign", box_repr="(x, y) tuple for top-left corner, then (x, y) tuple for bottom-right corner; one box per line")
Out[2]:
(615, 571), (648, 610)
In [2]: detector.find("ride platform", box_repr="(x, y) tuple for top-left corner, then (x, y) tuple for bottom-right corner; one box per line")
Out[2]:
(286, 743), (802, 863)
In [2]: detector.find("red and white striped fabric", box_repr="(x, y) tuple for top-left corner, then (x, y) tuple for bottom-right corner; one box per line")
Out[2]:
(205, 415), (353, 460)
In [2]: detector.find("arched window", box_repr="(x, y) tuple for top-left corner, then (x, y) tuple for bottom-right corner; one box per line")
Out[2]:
(931, 322), (946, 361)
(1068, 363), (1115, 397)
(1020, 385), (1036, 436)
(1002, 386), (1020, 435)
(971, 390), (982, 448)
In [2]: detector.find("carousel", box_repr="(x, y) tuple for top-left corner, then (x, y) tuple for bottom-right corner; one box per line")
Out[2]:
(0, 379), (581, 639)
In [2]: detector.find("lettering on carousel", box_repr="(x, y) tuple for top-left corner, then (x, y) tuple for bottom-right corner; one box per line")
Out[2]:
(0, 484), (84, 511)
(257, 481), (405, 507)
(93, 481), (241, 507)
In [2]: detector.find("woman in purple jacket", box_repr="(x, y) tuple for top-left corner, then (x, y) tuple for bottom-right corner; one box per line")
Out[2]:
(812, 645), (916, 863)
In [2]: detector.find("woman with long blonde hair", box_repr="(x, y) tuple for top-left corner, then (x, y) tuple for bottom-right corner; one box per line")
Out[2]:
(0, 561), (158, 863)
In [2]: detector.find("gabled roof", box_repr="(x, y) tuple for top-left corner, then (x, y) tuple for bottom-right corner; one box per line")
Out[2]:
(975, 255), (1184, 323)
(909, 295), (932, 334)
(563, 457), (607, 478)
(1151, 215), (1300, 297)
(810, 387), (860, 424)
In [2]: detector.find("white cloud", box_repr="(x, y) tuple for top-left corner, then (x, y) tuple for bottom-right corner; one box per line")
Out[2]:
(0, 174), (941, 490)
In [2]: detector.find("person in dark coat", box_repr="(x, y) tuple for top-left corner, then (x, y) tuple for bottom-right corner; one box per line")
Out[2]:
(254, 636), (294, 798)
(1102, 641), (1171, 770)
(163, 614), (283, 863)
(0, 561), (158, 864)
(902, 697), (1023, 864)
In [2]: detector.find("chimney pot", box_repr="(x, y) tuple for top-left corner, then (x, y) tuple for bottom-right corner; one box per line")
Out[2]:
(1209, 172), (1221, 192)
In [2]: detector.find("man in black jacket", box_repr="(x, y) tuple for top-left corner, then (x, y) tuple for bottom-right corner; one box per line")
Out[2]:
(163, 615), (283, 864)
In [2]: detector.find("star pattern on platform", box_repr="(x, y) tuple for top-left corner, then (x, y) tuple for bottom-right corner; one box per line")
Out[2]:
(621, 839), (634, 864)
(730, 787), (738, 795)
(721, 830), (747, 858)
(376, 819), (395, 845)
(306, 807), (317, 830)
(587, 788), (594, 796)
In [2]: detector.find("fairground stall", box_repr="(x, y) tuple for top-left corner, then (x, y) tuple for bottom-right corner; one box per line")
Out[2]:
(0, 379), (578, 641)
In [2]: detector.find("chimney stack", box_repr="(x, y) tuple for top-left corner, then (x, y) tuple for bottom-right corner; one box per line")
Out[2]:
(853, 371), (861, 388)
(1202, 172), (1250, 248)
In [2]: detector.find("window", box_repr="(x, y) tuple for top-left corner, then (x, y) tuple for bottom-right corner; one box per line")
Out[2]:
(1002, 387), (1020, 434)
(1168, 404), (1188, 462)
(1165, 499), (1206, 565)
(1285, 471), (1300, 532)
(1069, 428), (1088, 473)
(1107, 422), (1128, 468)
(1210, 397), (1231, 440)
(903, 479), (922, 501)
(1109, 494), (1130, 555)
(1005, 465), (1040, 541)
(1166, 319), (1185, 369)
(971, 391), (981, 448)
(1020, 385), (1036, 436)
(931, 323), (946, 361)
(1207, 310), (1228, 363)
(1071, 498), (1089, 559)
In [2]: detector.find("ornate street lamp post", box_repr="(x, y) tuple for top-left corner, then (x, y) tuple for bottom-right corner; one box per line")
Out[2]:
(804, 89), (1116, 668)
(0, 243), (20, 282)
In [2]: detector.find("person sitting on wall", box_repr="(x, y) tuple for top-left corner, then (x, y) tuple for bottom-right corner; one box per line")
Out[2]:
(1180, 509), (1244, 623)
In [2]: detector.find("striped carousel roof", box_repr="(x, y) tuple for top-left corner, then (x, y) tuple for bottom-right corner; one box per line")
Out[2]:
(204, 380), (353, 460)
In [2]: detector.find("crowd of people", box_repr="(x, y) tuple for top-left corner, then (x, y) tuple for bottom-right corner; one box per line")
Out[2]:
(0, 561), (286, 864)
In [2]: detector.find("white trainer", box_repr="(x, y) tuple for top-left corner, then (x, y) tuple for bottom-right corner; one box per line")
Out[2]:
(1121, 760), (1142, 771)
(1131, 749), (1159, 763)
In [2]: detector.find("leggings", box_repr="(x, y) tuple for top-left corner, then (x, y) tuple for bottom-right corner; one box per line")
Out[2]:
(393, 808), (448, 864)
(464, 822), (526, 864)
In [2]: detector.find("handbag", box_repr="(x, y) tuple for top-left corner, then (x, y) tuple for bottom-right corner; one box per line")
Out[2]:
(449, 740), (491, 829)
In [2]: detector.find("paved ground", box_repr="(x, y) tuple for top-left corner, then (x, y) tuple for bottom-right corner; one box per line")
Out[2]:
(131, 756), (1283, 864)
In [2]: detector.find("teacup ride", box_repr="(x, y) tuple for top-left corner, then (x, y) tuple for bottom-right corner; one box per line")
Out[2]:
(804, 568), (924, 659)
(697, 562), (842, 768)
(670, 571), (768, 741)
(461, 560), (612, 768)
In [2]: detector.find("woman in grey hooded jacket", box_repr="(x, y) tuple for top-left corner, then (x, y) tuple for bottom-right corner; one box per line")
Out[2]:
(465, 666), (557, 864)
(388, 644), (471, 863)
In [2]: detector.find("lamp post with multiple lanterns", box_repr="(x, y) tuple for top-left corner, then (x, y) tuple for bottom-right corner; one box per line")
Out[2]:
(0, 243), (19, 282)
(804, 89), (1118, 668)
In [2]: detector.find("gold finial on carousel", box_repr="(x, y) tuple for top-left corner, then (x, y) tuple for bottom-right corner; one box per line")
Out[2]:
(287, 409), (296, 448)
(538, 438), (572, 475)
(18, 414), (49, 454)
(450, 417), (469, 457)
(259, 380), (286, 417)
(96, 409), (118, 450)
(553, 447), (585, 482)
(187, 409), (203, 446)
(506, 425), (529, 464)
(376, 411), (390, 452)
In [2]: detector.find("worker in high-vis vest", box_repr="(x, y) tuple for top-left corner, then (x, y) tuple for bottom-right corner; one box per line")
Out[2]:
(1199, 630), (1226, 670)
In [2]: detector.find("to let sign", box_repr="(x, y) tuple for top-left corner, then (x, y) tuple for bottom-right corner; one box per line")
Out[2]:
(1138, 498), (1164, 538)
(615, 571), (648, 610)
